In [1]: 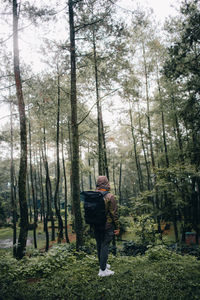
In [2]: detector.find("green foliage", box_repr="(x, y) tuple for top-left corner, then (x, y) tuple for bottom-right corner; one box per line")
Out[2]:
(145, 245), (179, 261)
(134, 214), (159, 245)
(121, 241), (147, 256)
(118, 216), (130, 238)
(118, 205), (131, 217)
(0, 244), (200, 300)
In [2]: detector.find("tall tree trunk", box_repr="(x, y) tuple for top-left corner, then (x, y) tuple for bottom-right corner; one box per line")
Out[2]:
(156, 67), (169, 168)
(43, 156), (50, 252)
(67, 119), (73, 205)
(43, 126), (55, 241)
(137, 109), (152, 191)
(39, 153), (45, 231)
(10, 100), (17, 257)
(13, 0), (28, 259)
(118, 158), (122, 205)
(68, 0), (83, 250)
(33, 153), (39, 221)
(93, 159), (96, 186)
(170, 90), (184, 163)
(61, 128), (70, 243)
(92, 28), (105, 176)
(102, 125), (109, 180)
(27, 173), (32, 223)
(81, 168), (84, 191)
(28, 121), (37, 249)
(88, 144), (92, 190)
(142, 43), (155, 169)
(112, 157), (117, 195)
(54, 73), (63, 243)
(129, 106), (144, 192)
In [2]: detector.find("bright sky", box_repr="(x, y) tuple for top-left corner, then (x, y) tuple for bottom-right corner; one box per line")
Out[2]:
(119, 0), (179, 20)
(0, 0), (180, 126)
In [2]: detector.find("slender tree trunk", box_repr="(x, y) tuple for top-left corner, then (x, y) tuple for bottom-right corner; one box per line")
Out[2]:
(54, 73), (63, 243)
(170, 90), (184, 162)
(61, 128), (70, 243)
(43, 126), (55, 241)
(138, 110), (151, 191)
(93, 159), (96, 186)
(13, 0), (28, 259)
(28, 121), (37, 249)
(35, 152), (43, 222)
(119, 158), (122, 205)
(33, 154), (39, 222)
(68, 0), (83, 250)
(129, 106), (144, 192)
(112, 157), (117, 195)
(43, 159), (50, 251)
(39, 153), (45, 231)
(156, 68), (169, 168)
(27, 173), (32, 223)
(102, 125), (109, 180)
(10, 100), (17, 257)
(67, 119), (73, 204)
(142, 43), (155, 169)
(81, 169), (84, 191)
(92, 28), (105, 175)
(88, 144), (92, 190)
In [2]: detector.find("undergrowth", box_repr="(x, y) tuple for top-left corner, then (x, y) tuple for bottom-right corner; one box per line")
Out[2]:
(0, 244), (200, 300)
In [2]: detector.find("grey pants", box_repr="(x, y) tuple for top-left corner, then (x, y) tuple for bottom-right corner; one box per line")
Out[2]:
(94, 226), (114, 271)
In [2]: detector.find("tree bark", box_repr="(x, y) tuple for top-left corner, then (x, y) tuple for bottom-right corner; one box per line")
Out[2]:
(170, 90), (184, 163)
(118, 158), (122, 205)
(39, 153), (45, 231)
(68, 0), (83, 250)
(138, 111), (151, 191)
(43, 125), (55, 241)
(156, 65), (169, 168)
(13, 0), (28, 259)
(10, 100), (17, 257)
(88, 144), (92, 190)
(92, 28), (105, 176)
(129, 106), (144, 192)
(54, 73), (63, 243)
(112, 157), (117, 195)
(28, 120), (37, 249)
(61, 128), (70, 243)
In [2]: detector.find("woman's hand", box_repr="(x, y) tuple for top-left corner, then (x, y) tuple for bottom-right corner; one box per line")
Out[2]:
(114, 229), (120, 236)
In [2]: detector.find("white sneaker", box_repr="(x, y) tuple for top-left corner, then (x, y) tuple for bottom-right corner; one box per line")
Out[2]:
(98, 268), (114, 277)
(106, 263), (111, 269)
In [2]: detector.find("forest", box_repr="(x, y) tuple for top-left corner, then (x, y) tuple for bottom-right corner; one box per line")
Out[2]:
(0, 0), (200, 299)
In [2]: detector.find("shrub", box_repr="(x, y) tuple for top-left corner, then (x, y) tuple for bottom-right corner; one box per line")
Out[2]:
(121, 241), (147, 256)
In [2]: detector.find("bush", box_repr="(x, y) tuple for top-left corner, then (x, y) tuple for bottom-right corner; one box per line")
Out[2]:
(118, 205), (131, 217)
(118, 216), (130, 239)
(134, 214), (159, 245)
(121, 241), (147, 256)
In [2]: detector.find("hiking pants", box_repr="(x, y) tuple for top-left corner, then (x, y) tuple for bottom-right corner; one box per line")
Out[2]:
(94, 226), (114, 271)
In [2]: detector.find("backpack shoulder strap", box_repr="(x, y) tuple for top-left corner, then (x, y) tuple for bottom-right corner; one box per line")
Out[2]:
(102, 191), (109, 197)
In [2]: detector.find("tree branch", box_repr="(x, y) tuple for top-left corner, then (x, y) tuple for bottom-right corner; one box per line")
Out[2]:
(77, 88), (119, 126)
(75, 18), (104, 33)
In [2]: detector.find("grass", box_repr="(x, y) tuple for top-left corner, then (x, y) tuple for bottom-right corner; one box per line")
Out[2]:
(0, 244), (200, 300)
(0, 227), (13, 239)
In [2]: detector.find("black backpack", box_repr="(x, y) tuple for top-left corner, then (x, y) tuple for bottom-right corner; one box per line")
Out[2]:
(80, 191), (109, 227)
